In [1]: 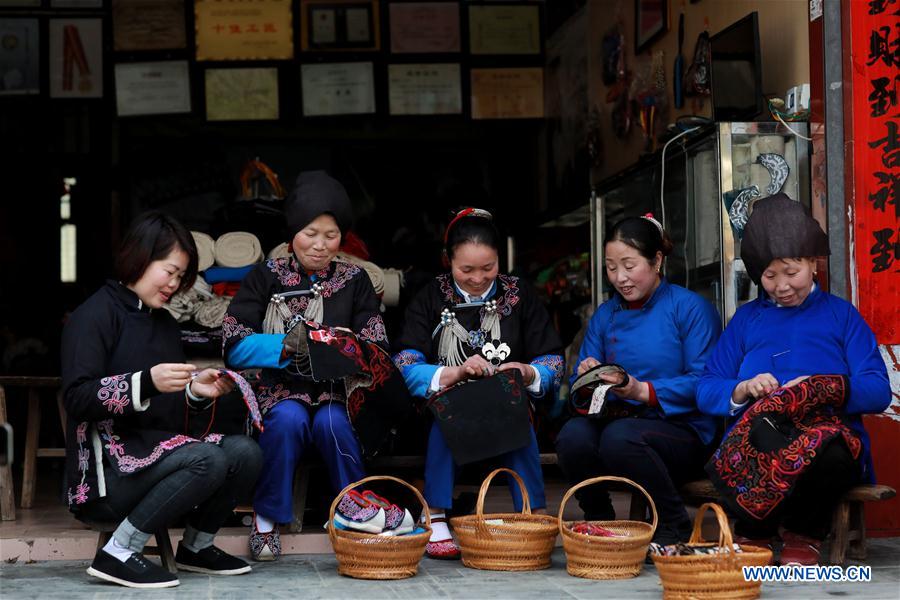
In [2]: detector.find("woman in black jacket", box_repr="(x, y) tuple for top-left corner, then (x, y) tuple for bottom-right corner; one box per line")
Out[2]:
(61, 211), (262, 589)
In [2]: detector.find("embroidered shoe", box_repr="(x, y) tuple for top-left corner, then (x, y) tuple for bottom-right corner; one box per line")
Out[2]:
(360, 490), (415, 536)
(424, 514), (460, 560)
(333, 490), (385, 534)
(779, 531), (822, 566)
(86, 549), (179, 589)
(176, 543), (252, 575)
(249, 516), (281, 562)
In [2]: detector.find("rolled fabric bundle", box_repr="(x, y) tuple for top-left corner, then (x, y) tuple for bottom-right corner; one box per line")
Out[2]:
(336, 251), (384, 296)
(192, 231), (216, 272)
(268, 241), (290, 259)
(382, 268), (404, 307)
(194, 296), (232, 329)
(214, 231), (263, 268)
(203, 265), (254, 284)
(161, 276), (212, 322)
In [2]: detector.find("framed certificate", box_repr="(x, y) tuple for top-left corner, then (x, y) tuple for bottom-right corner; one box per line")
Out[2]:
(115, 61), (191, 117)
(301, 62), (375, 116)
(468, 5), (540, 55)
(0, 18), (40, 95)
(388, 63), (461, 115)
(49, 18), (103, 98)
(113, 0), (187, 51)
(300, 0), (379, 51)
(471, 67), (543, 119)
(195, 0), (294, 61)
(205, 67), (279, 121)
(389, 2), (460, 54)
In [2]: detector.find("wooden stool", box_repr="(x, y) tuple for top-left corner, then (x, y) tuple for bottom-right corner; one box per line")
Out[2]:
(90, 522), (178, 574)
(0, 376), (66, 514)
(829, 484), (896, 564)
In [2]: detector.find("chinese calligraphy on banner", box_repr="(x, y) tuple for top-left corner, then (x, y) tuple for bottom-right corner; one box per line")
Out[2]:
(850, 0), (899, 341)
(195, 0), (293, 61)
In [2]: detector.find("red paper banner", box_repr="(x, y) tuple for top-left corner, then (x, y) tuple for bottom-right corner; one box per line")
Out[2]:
(849, 0), (900, 343)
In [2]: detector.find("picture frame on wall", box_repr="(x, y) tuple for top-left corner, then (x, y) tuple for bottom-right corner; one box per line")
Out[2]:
(0, 18), (40, 95)
(300, 0), (380, 52)
(635, 0), (668, 54)
(49, 18), (104, 98)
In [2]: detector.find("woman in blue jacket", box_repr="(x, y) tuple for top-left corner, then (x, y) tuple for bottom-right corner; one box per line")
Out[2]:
(555, 215), (721, 545)
(698, 194), (890, 566)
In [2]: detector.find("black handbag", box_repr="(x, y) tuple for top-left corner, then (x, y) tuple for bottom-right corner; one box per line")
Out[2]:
(427, 370), (531, 465)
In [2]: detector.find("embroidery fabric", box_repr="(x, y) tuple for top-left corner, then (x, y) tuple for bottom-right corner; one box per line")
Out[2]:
(707, 374), (862, 521)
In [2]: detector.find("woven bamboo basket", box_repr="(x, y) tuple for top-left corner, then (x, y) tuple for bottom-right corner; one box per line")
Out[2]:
(652, 502), (774, 599)
(558, 476), (658, 579)
(450, 468), (559, 571)
(327, 475), (431, 580)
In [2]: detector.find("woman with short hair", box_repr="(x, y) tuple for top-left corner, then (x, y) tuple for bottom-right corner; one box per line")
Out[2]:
(62, 211), (262, 589)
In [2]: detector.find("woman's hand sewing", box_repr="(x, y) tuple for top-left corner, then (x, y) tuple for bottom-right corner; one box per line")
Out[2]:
(576, 357), (601, 375)
(151, 363), (196, 393)
(189, 368), (235, 399)
(440, 354), (495, 387)
(498, 361), (535, 386)
(734, 372), (779, 404)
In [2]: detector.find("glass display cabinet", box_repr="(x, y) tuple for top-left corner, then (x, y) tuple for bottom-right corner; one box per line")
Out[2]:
(589, 121), (810, 325)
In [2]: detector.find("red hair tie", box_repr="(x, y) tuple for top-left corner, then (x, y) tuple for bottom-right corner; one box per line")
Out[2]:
(443, 207), (493, 243)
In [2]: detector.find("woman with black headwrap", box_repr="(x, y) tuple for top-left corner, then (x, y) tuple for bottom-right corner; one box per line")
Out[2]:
(698, 193), (890, 566)
(223, 171), (408, 561)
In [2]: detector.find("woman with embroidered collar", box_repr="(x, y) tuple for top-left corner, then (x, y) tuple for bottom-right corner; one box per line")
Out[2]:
(698, 194), (890, 566)
(61, 212), (262, 588)
(224, 171), (408, 561)
(393, 208), (565, 559)
(555, 215), (722, 546)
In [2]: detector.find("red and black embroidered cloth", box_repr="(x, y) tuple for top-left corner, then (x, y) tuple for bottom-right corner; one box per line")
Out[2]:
(706, 374), (862, 521)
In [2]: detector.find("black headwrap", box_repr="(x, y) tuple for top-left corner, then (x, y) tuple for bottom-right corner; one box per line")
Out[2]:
(741, 193), (829, 284)
(284, 171), (353, 240)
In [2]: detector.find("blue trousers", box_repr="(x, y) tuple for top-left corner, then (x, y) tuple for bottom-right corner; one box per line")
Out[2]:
(555, 416), (706, 543)
(424, 421), (546, 511)
(254, 400), (365, 523)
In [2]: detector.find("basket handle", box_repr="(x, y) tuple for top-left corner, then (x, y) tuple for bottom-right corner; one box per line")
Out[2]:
(556, 475), (658, 537)
(327, 475), (431, 543)
(473, 468), (532, 538)
(688, 502), (736, 555)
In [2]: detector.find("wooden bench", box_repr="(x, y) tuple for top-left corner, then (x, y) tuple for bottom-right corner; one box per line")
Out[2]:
(0, 376), (66, 520)
(628, 478), (897, 565)
(289, 452), (560, 532)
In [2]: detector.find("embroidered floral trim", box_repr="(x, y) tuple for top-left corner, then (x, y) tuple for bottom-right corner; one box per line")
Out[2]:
(67, 421), (92, 506)
(98, 374), (131, 415)
(436, 274), (520, 319)
(359, 315), (388, 344)
(491, 275), (520, 318)
(250, 520), (281, 559)
(204, 433), (224, 444)
(97, 420), (196, 474)
(286, 296), (310, 317)
(316, 391), (345, 405)
(257, 383), (296, 414)
(532, 354), (565, 390)
(392, 349), (425, 369)
(222, 314), (255, 343)
(317, 262), (361, 298)
(67, 482), (90, 506)
(268, 257), (304, 287)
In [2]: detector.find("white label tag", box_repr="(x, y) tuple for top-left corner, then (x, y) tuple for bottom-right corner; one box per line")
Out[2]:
(810, 0), (823, 21)
(589, 383), (614, 415)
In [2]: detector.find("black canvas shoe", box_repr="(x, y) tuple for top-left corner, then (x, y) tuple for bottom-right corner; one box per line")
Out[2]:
(86, 549), (179, 589)
(176, 543), (252, 575)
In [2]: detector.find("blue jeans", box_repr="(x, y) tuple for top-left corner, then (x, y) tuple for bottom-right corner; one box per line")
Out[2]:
(555, 416), (706, 542)
(77, 434), (262, 535)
